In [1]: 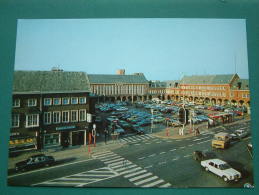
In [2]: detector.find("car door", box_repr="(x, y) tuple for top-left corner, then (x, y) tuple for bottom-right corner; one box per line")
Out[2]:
(208, 162), (219, 175)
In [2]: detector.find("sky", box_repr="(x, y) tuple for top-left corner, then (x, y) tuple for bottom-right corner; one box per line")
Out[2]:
(14, 18), (249, 81)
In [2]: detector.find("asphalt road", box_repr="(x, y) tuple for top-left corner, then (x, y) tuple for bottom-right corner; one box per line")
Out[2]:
(8, 119), (253, 188)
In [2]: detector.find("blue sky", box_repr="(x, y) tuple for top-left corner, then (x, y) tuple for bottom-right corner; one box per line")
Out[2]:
(15, 19), (249, 80)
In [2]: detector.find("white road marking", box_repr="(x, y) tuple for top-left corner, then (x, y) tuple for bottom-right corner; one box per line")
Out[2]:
(138, 156), (146, 160)
(197, 140), (210, 144)
(103, 157), (124, 164)
(170, 149), (176, 152)
(180, 146), (185, 149)
(124, 170), (147, 178)
(144, 165), (153, 169)
(98, 154), (118, 160)
(156, 141), (162, 144)
(159, 152), (166, 154)
(172, 158), (179, 161)
(119, 167), (142, 175)
(158, 161), (166, 165)
(129, 173), (152, 182)
(183, 154), (192, 158)
(188, 144), (194, 147)
(134, 176), (158, 185)
(159, 183), (172, 187)
(148, 154), (156, 157)
(134, 144), (141, 146)
(116, 164), (137, 172)
(110, 162), (132, 169)
(141, 179), (164, 187)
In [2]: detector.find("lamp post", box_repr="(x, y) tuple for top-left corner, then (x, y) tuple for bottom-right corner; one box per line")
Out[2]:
(151, 108), (154, 134)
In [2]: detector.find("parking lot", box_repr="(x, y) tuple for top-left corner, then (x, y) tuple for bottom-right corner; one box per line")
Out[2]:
(93, 100), (250, 143)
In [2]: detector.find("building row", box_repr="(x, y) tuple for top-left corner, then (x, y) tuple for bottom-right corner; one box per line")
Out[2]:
(9, 69), (250, 153)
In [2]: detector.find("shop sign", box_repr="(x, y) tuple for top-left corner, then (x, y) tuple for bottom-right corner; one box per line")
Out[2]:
(56, 126), (76, 131)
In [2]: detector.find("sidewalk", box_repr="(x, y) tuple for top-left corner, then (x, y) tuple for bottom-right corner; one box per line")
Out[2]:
(8, 139), (123, 170)
(153, 117), (251, 139)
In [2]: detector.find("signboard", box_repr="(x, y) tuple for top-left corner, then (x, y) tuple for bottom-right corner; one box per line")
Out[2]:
(56, 126), (76, 131)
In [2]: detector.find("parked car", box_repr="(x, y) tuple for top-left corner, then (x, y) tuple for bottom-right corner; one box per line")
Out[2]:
(193, 150), (207, 161)
(201, 159), (242, 182)
(235, 129), (248, 138)
(211, 132), (231, 149)
(15, 154), (55, 172)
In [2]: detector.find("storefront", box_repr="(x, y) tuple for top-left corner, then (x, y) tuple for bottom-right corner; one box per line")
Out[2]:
(9, 136), (37, 154)
(55, 126), (87, 148)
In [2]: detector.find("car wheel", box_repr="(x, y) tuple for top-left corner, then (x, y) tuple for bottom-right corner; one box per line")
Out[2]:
(15, 167), (19, 172)
(223, 176), (228, 182)
(205, 167), (209, 171)
(45, 163), (50, 167)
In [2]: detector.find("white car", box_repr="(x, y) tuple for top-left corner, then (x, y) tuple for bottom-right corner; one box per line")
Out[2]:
(235, 129), (248, 138)
(201, 159), (241, 182)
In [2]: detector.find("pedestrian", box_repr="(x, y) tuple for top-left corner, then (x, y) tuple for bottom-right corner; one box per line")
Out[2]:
(104, 129), (108, 144)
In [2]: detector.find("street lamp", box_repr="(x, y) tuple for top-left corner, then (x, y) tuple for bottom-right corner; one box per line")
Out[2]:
(151, 108), (154, 134)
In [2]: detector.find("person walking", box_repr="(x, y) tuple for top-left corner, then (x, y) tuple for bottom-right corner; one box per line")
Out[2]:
(104, 129), (108, 144)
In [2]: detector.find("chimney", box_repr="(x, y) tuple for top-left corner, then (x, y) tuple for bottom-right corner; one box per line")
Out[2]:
(116, 69), (125, 75)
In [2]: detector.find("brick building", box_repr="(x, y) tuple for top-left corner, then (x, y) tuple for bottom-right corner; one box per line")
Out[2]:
(10, 70), (94, 153)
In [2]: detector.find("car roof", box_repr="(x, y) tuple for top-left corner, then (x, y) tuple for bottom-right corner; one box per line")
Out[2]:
(215, 132), (229, 137)
(30, 154), (46, 158)
(207, 159), (226, 164)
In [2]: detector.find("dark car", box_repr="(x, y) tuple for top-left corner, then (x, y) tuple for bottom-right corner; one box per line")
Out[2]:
(15, 154), (55, 172)
(193, 150), (207, 161)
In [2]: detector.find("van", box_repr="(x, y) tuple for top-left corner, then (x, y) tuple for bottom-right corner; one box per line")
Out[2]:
(212, 132), (230, 149)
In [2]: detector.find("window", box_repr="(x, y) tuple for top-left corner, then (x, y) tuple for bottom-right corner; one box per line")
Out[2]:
(44, 98), (52, 106)
(62, 97), (70, 105)
(79, 97), (86, 104)
(53, 111), (61, 123)
(44, 112), (52, 124)
(28, 99), (37, 107)
(44, 133), (60, 146)
(71, 97), (78, 104)
(12, 114), (19, 127)
(62, 111), (69, 123)
(71, 110), (78, 122)
(26, 114), (39, 127)
(53, 98), (61, 105)
(79, 109), (86, 121)
(13, 99), (20, 107)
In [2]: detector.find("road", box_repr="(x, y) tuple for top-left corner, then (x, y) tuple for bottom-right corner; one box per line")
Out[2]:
(8, 120), (253, 188)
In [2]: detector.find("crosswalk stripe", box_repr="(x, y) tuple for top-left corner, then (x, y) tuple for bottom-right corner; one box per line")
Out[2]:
(97, 154), (118, 160)
(75, 174), (114, 177)
(124, 170), (147, 178)
(103, 158), (124, 164)
(119, 167), (142, 175)
(56, 177), (97, 181)
(92, 152), (114, 158)
(134, 176), (158, 185)
(129, 173), (152, 182)
(108, 160), (125, 166)
(141, 179), (164, 187)
(159, 183), (172, 187)
(116, 164), (137, 172)
(110, 162), (132, 169)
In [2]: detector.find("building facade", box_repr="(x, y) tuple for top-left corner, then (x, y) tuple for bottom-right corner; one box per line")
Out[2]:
(88, 71), (149, 102)
(165, 74), (250, 108)
(10, 70), (94, 153)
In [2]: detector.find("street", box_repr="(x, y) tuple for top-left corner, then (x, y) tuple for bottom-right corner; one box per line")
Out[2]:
(8, 119), (253, 188)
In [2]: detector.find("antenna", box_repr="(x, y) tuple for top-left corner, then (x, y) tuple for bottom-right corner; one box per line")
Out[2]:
(234, 52), (237, 74)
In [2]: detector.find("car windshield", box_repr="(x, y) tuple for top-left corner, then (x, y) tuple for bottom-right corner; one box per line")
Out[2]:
(219, 163), (231, 170)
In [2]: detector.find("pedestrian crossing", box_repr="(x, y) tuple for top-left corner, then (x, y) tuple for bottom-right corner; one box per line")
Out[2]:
(92, 150), (172, 188)
(32, 167), (119, 187)
(120, 134), (156, 144)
